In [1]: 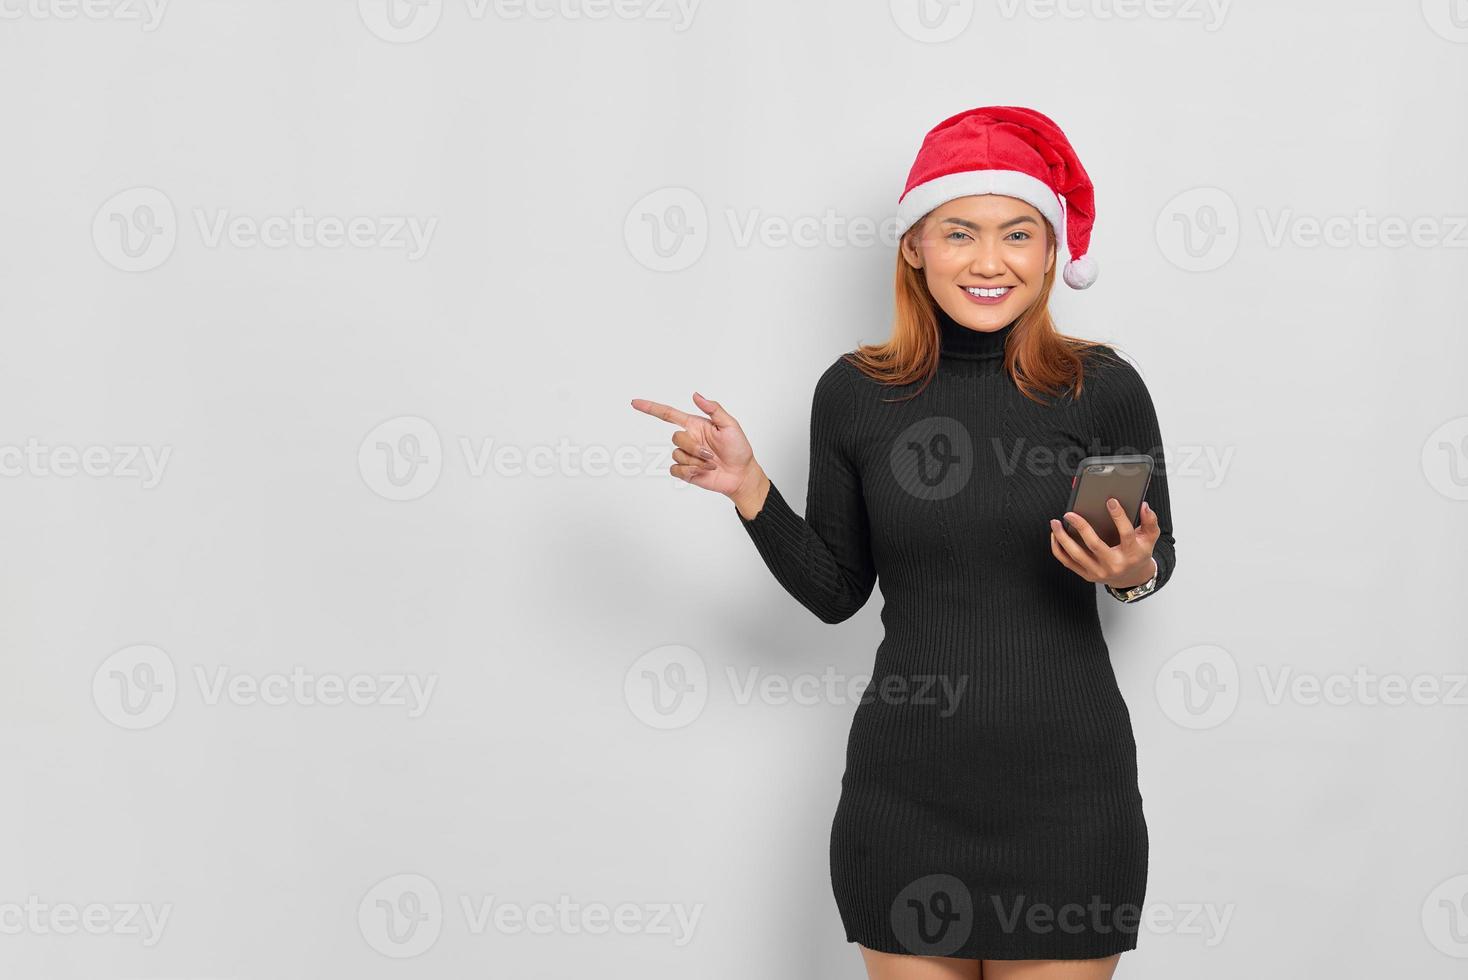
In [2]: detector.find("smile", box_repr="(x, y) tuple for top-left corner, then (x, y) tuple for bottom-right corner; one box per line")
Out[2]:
(963, 286), (1013, 298)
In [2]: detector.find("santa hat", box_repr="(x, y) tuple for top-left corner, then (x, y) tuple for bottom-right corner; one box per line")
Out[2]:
(895, 106), (1099, 289)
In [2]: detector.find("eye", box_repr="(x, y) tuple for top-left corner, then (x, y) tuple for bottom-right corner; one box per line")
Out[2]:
(1006, 230), (1032, 242)
(946, 230), (973, 242)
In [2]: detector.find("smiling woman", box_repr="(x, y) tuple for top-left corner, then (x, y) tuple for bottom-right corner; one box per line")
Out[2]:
(631, 105), (1177, 980)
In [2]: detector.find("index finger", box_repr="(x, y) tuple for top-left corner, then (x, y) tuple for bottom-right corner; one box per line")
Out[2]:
(630, 398), (699, 429)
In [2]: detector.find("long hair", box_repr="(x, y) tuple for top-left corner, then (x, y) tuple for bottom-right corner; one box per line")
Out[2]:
(845, 213), (1116, 404)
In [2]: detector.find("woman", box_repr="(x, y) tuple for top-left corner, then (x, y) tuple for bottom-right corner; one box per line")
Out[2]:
(632, 106), (1177, 979)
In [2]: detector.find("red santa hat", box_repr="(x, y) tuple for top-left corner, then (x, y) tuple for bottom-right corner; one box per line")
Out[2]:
(895, 106), (1099, 289)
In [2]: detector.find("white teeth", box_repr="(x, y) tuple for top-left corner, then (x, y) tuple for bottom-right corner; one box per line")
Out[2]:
(965, 286), (1011, 298)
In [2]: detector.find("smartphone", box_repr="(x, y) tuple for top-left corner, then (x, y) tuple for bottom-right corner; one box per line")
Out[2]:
(1063, 455), (1154, 547)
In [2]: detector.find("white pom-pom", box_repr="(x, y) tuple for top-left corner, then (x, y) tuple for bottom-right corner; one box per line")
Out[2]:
(1062, 254), (1098, 289)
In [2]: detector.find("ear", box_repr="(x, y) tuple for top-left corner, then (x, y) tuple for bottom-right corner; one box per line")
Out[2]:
(900, 227), (923, 271)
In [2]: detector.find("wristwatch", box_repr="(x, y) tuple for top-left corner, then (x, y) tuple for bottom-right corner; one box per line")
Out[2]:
(1105, 558), (1158, 603)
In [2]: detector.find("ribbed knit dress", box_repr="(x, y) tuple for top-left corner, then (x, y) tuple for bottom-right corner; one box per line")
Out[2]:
(735, 306), (1177, 960)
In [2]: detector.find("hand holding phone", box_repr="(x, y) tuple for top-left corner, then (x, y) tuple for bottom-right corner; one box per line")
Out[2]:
(1062, 454), (1153, 548)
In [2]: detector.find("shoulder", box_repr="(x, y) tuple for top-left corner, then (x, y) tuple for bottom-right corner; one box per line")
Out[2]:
(813, 352), (861, 404)
(807, 354), (868, 450)
(1077, 344), (1164, 437)
(1079, 344), (1154, 402)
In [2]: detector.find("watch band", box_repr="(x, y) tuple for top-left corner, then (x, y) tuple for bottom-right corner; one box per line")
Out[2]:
(1105, 558), (1159, 603)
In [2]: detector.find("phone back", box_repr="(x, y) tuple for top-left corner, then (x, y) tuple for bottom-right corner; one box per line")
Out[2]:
(1064, 455), (1154, 548)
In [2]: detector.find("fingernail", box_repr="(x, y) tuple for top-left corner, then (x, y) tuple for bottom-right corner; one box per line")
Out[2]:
(1107, 498), (1119, 510)
(698, 448), (714, 459)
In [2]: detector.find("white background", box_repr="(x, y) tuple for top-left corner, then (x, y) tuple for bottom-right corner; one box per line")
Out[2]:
(2, 0), (1466, 977)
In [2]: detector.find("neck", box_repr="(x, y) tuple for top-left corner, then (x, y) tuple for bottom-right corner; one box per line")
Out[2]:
(935, 304), (1015, 360)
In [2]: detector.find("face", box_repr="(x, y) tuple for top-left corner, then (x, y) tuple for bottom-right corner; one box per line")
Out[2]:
(900, 194), (1056, 332)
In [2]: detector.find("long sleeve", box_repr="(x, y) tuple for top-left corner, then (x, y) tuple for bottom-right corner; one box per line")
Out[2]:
(1087, 353), (1178, 601)
(734, 357), (877, 624)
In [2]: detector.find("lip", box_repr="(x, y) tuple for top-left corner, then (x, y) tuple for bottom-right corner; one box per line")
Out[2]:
(961, 285), (1014, 306)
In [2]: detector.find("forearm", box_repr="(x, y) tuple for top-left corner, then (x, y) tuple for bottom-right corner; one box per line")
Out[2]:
(735, 477), (874, 625)
(733, 357), (877, 625)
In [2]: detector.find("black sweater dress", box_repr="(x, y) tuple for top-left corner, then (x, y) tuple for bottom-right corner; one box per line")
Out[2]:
(735, 306), (1177, 960)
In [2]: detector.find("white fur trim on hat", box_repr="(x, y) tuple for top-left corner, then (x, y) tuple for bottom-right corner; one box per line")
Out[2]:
(895, 169), (1066, 248)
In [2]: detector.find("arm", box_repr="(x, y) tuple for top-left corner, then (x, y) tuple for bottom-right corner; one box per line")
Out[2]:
(1088, 353), (1178, 601)
(733, 358), (877, 624)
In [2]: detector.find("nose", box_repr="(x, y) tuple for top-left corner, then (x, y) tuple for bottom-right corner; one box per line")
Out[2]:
(968, 237), (1006, 277)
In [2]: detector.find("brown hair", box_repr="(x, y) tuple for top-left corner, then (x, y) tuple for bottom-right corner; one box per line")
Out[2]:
(845, 213), (1116, 404)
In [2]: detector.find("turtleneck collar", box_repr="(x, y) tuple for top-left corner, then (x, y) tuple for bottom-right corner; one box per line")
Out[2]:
(936, 304), (1015, 360)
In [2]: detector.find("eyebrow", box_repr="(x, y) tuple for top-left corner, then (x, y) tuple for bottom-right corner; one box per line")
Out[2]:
(941, 216), (1038, 231)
